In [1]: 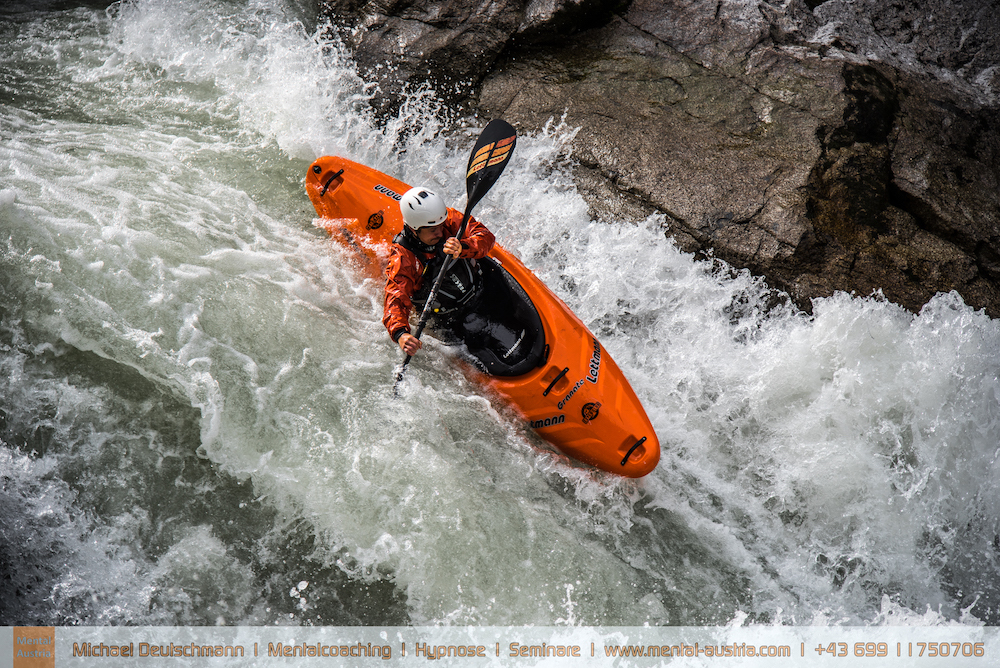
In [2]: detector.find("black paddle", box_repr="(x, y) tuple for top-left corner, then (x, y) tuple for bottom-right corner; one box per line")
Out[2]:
(393, 119), (517, 393)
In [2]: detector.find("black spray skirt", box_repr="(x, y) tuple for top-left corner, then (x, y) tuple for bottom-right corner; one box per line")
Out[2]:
(430, 257), (547, 377)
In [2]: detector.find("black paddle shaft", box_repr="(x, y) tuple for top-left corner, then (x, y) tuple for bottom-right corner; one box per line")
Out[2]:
(393, 120), (517, 391)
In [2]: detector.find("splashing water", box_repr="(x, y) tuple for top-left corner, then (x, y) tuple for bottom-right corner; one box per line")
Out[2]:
(2, 0), (999, 628)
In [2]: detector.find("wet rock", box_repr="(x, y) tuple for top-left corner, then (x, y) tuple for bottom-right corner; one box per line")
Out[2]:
(318, 0), (628, 115)
(810, 0), (1000, 99)
(320, 0), (1000, 316)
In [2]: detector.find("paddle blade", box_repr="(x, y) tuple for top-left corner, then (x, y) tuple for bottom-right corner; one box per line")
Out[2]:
(465, 119), (516, 210)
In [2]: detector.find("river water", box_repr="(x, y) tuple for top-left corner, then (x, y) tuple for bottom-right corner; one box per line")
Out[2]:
(2, 0), (999, 628)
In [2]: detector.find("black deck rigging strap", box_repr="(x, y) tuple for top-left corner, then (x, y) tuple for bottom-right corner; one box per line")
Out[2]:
(621, 437), (647, 467)
(320, 169), (344, 196)
(542, 367), (570, 397)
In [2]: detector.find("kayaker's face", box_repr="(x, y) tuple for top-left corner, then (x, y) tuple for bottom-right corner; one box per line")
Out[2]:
(416, 222), (446, 246)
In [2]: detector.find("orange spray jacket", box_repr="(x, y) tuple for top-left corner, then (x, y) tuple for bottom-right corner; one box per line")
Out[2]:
(383, 208), (496, 342)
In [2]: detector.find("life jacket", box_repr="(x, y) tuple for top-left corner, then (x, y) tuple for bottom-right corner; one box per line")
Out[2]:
(393, 230), (483, 316)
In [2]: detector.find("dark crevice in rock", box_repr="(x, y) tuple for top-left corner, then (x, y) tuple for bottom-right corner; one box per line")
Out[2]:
(806, 65), (898, 249)
(828, 64), (899, 149)
(975, 242), (1000, 283)
(886, 181), (951, 245)
(509, 0), (632, 49)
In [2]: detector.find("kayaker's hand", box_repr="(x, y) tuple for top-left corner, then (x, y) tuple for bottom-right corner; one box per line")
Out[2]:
(398, 332), (422, 356)
(442, 237), (462, 258)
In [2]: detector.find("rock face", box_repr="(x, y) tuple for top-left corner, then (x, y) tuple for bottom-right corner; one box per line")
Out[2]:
(319, 0), (629, 113)
(320, 0), (1000, 316)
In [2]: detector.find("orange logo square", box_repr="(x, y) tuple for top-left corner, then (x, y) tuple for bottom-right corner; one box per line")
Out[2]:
(13, 627), (55, 668)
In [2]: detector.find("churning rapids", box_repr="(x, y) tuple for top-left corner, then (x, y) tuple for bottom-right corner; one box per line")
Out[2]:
(2, 0), (1000, 628)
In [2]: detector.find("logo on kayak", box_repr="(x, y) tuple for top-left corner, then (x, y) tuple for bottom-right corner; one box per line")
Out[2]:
(581, 402), (602, 424)
(529, 414), (565, 429)
(557, 379), (584, 410)
(367, 211), (384, 230)
(587, 338), (602, 384)
(501, 329), (525, 359)
(374, 184), (402, 201)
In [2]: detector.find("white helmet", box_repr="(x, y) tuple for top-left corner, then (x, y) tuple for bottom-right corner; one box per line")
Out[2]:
(400, 187), (448, 230)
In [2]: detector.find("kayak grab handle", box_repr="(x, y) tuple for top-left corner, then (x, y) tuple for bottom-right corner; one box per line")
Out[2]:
(621, 437), (647, 466)
(320, 169), (345, 196)
(542, 367), (570, 397)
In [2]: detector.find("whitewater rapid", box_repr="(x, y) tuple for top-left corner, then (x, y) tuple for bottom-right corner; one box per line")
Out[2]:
(2, 0), (999, 628)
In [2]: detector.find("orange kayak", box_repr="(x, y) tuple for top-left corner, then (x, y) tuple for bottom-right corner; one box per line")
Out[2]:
(306, 155), (660, 477)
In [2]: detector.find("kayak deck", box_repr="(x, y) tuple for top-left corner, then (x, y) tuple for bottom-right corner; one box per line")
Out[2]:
(306, 156), (660, 477)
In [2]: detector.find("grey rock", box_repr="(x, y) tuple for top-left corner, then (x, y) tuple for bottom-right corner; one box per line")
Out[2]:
(319, 0), (627, 114)
(320, 0), (1000, 316)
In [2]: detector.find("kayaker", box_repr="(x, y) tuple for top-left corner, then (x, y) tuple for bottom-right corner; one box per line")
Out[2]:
(383, 187), (496, 356)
